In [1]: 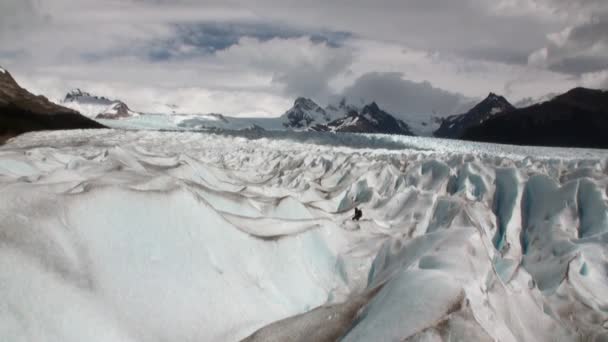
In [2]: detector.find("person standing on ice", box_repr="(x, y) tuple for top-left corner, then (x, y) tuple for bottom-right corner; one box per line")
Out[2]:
(352, 207), (362, 221)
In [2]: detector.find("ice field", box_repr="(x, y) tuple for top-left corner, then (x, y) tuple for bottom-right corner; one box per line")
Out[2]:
(1, 129), (608, 341)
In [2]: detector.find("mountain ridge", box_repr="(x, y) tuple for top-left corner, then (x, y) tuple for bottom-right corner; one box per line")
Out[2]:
(62, 89), (138, 119)
(434, 93), (516, 138)
(311, 101), (414, 135)
(0, 67), (105, 142)
(461, 87), (608, 148)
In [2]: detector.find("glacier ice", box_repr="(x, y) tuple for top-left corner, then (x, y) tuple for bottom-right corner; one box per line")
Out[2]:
(1, 129), (608, 341)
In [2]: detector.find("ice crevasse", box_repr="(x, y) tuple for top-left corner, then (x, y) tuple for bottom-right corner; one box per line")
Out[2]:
(0, 129), (607, 341)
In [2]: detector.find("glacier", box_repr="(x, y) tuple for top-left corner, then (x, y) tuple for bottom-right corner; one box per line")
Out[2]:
(1, 129), (608, 341)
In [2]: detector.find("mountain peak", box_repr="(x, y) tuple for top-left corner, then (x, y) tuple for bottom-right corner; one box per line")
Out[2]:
(0, 66), (105, 139)
(0, 66), (17, 85)
(95, 101), (138, 120)
(293, 97), (320, 109)
(462, 86), (608, 148)
(64, 89), (113, 104)
(559, 87), (605, 99)
(65, 88), (91, 101)
(363, 102), (380, 112)
(483, 92), (508, 104)
(476, 93), (513, 110)
(313, 101), (414, 136)
(61, 89), (135, 118)
(282, 97), (328, 129)
(434, 92), (515, 138)
(553, 87), (608, 113)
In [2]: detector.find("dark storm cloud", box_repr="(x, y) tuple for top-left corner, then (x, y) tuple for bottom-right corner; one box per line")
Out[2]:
(550, 56), (608, 75)
(128, 0), (561, 65)
(145, 22), (351, 60)
(339, 72), (470, 116)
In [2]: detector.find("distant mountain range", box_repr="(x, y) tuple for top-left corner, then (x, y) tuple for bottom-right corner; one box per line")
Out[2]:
(62, 89), (139, 119)
(155, 90), (608, 148)
(0, 67), (104, 143)
(1, 66), (606, 148)
(178, 97), (415, 136)
(281, 97), (337, 129)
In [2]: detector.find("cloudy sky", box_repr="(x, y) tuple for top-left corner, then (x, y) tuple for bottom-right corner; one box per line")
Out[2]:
(0, 0), (607, 117)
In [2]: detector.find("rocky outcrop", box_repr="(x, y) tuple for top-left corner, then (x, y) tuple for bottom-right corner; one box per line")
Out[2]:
(0, 67), (105, 142)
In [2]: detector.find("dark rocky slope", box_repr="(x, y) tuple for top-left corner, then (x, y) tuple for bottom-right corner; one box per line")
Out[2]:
(461, 88), (608, 148)
(435, 93), (515, 139)
(0, 68), (105, 142)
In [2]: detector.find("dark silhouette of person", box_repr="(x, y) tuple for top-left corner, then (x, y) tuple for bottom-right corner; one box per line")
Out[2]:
(352, 207), (362, 221)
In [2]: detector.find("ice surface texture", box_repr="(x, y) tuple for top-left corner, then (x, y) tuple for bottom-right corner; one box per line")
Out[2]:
(1, 129), (608, 341)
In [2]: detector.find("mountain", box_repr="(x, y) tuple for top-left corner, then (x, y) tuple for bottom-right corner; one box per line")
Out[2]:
(312, 102), (414, 135)
(176, 113), (285, 131)
(324, 98), (360, 119)
(462, 87), (608, 148)
(0, 67), (105, 143)
(62, 89), (138, 119)
(434, 93), (515, 138)
(281, 97), (334, 129)
(172, 98), (414, 135)
(95, 102), (138, 120)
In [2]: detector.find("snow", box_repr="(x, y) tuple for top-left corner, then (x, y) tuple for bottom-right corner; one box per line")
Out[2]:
(363, 113), (378, 124)
(490, 107), (504, 115)
(0, 67), (6, 74)
(61, 90), (137, 118)
(395, 112), (443, 136)
(1, 129), (608, 341)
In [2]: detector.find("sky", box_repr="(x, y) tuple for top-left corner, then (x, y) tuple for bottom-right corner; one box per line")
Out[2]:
(0, 0), (607, 117)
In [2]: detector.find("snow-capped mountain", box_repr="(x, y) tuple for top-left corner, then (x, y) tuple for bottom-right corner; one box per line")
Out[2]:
(281, 97), (334, 129)
(434, 93), (515, 138)
(115, 97), (415, 136)
(62, 89), (138, 119)
(0, 67), (104, 141)
(312, 102), (414, 135)
(324, 97), (360, 119)
(280, 97), (413, 135)
(96, 102), (139, 120)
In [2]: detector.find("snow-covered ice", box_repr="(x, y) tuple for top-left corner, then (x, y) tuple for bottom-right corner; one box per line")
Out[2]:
(1, 129), (608, 341)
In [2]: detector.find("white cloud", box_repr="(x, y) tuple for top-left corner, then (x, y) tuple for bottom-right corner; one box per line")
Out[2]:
(215, 37), (353, 101)
(581, 69), (608, 90)
(338, 72), (470, 116)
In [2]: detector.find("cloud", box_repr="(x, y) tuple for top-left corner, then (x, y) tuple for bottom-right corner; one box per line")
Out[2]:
(0, 0), (599, 117)
(529, 13), (608, 74)
(145, 22), (351, 61)
(338, 72), (471, 116)
(580, 69), (608, 90)
(215, 37), (353, 101)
